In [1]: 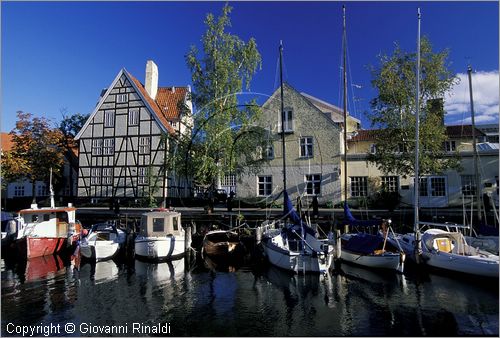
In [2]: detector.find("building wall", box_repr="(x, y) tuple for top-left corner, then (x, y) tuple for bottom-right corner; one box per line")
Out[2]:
(344, 137), (499, 208)
(77, 72), (169, 200)
(237, 84), (342, 204)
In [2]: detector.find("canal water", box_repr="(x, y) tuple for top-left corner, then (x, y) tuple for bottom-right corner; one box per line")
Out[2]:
(1, 250), (498, 337)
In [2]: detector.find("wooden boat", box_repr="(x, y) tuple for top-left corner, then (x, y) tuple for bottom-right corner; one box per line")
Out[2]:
(80, 222), (126, 261)
(202, 230), (244, 258)
(134, 211), (185, 261)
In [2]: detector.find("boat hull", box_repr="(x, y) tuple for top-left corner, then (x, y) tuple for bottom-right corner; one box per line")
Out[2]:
(17, 236), (66, 259)
(422, 251), (499, 278)
(262, 238), (332, 274)
(135, 236), (185, 261)
(80, 242), (120, 261)
(340, 249), (404, 272)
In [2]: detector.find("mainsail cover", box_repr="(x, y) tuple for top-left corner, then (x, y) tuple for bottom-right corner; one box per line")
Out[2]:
(344, 202), (383, 227)
(343, 233), (384, 254)
(283, 191), (316, 236)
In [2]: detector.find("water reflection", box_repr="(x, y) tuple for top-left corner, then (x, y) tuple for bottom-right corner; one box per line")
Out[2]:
(1, 251), (498, 337)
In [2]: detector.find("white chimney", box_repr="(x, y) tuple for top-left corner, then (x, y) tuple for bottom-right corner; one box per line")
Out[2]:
(145, 60), (158, 100)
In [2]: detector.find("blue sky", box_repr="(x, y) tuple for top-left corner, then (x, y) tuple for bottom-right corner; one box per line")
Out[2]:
(2, 1), (499, 133)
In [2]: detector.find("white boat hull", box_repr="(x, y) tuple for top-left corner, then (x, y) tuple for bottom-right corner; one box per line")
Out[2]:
(340, 249), (404, 272)
(80, 241), (120, 261)
(422, 250), (499, 278)
(135, 236), (185, 260)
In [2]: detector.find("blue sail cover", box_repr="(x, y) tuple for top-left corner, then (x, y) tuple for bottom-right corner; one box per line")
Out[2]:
(343, 233), (384, 254)
(283, 191), (316, 237)
(344, 202), (383, 228)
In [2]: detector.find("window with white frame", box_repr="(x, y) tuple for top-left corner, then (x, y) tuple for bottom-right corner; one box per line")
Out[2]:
(381, 176), (399, 192)
(104, 111), (115, 127)
(103, 138), (114, 155)
(430, 177), (446, 196)
(444, 140), (456, 152)
(221, 174), (236, 187)
(138, 167), (149, 185)
(139, 137), (150, 154)
(92, 139), (103, 155)
(419, 177), (428, 196)
(102, 168), (113, 185)
(461, 175), (476, 196)
(116, 94), (128, 103)
(37, 184), (49, 196)
(14, 185), (25, 197)
(350, 176), (368, 197)
(370, 144), (377, 154)
(305, 174), (321, 195)
(279, 109), (293, 132)
(129, 110), (139, 126)
(258, 176), (272, 196)
(171, 121), (178, 128)
(300, 137), (313, 158)
(91, 168), (101, 185)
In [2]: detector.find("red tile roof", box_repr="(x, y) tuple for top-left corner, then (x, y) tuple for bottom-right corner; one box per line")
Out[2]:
(126, 71), (178, 135)
(348, 125), (486, 142)
(349, 129), (381, 142)
(0, 132), (13, 152)
(155, 87), (189, 120)
(446, 125), (486, 138)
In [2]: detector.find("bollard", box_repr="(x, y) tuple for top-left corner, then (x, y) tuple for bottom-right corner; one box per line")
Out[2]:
(255, 226), (262, 244)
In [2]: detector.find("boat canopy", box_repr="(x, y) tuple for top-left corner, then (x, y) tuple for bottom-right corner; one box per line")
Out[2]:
(343, 233), (384, 254)
(139, 211), (182, 237)
(344, 202), (383, 228)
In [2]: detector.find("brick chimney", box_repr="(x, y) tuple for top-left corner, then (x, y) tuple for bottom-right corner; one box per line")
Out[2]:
(145, 60), (158, 100)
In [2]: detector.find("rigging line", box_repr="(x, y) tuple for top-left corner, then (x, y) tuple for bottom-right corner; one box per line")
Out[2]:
(345, 34), (358, 120)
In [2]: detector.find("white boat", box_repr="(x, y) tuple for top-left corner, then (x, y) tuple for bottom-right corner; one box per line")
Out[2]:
(397, 228), (498, 278)
(259, 192), (334, 274)
(134, 211), (185, 261)
(80, 222), (126, 261)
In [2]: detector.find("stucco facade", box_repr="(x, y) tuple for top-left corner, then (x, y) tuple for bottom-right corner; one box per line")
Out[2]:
(237, 83), (342, 205)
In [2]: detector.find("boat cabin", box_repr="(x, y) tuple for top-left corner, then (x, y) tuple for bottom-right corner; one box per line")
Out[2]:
(18, 206), (78, 238)
(139, 211), (183, 237)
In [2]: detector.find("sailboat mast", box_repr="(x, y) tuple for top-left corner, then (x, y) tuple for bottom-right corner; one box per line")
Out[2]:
(467, 65), (483, 225)
(342, 5), (348, 204)
(414, 8), (422, 261)
(414, 8), (421, 231)
(279, 41), (287, 194)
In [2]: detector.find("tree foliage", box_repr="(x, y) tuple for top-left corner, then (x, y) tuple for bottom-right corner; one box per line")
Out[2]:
(180, 4), (264, 187)
(368, 37), (460, 177)
(1, 111), (66, 199)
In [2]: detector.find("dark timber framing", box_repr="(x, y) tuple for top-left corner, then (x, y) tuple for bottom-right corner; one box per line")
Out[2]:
(75, 69), (174, 201)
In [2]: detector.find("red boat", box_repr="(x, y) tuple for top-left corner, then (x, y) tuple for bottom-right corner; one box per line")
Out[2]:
(15, 204), (81, 259)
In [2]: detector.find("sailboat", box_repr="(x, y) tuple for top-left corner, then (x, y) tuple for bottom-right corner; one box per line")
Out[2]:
(337, 5), (405, 273)
(388, 9), (499, 278)
(462, 65), (499, 254)
(256, 41), (335, 274)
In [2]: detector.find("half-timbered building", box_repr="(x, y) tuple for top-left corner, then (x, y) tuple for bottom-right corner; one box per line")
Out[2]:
(75, 61), (193, 203)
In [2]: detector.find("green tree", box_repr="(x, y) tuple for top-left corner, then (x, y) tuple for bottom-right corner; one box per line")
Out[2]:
(182, 4), (264, 189)
(368, 37), (460, 177)
(2, 111), (66, 203)
(58, 111), (89, 197)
